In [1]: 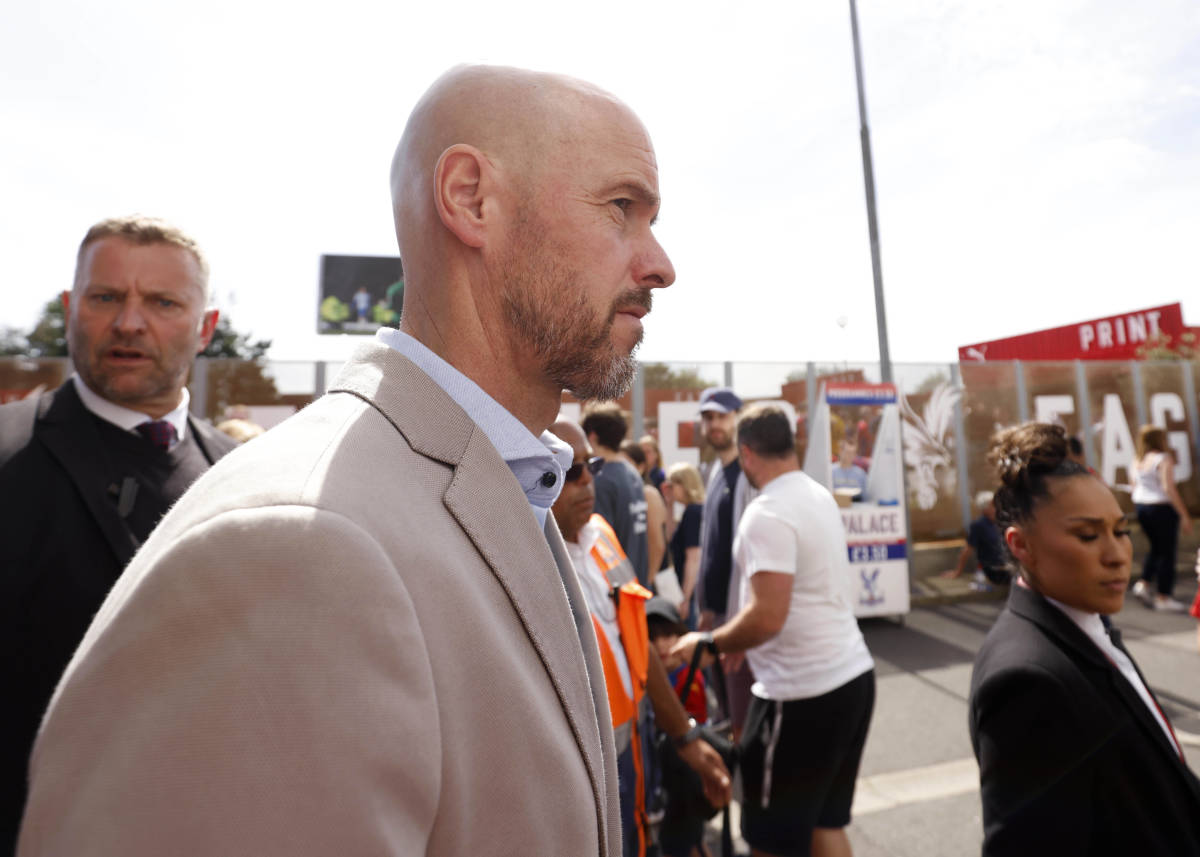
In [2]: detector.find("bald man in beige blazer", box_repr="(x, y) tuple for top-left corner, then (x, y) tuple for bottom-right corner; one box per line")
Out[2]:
(17, 65), (709, 855)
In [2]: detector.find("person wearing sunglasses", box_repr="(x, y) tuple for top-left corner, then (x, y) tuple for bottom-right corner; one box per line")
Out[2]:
(550, 419), (731, 857)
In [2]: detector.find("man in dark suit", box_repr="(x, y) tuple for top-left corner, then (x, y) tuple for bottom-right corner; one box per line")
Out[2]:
(970, 582), (1200, 855)
(0, 215), (236, 849)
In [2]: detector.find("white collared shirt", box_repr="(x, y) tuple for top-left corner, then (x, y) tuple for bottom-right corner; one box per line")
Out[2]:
(1043, 594), (1180, 754)
(566, 522), (633, 699)
(376, 329), (572, 528)
(72, 375), (190, 449)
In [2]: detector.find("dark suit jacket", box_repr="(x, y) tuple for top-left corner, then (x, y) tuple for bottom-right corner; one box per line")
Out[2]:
(969, 584), (1200, 856)
(0, 381), (235, 850)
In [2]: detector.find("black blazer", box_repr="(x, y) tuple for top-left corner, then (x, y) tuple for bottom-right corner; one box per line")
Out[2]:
(969, 584), (1200, 856)
(0, 382), (236, 850)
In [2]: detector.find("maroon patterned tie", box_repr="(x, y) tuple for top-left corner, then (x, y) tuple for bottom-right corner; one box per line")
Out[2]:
(136, 420), (177, 451)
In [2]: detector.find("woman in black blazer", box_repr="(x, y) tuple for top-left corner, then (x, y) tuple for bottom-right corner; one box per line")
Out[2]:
(968, 423), (1200, 856)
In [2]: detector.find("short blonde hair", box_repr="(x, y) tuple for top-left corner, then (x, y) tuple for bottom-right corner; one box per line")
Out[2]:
(75, 215), (210, 304)
(216, 418), (264, 444)
(667, 462), (705, 505)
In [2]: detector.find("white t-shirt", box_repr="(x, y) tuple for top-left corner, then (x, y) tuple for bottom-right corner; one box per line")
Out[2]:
(735, 470), (874, 701)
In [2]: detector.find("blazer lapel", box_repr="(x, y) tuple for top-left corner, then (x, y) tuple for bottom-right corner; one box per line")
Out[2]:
(1103, 628), (1193, 771)
(36, 384), (138, 567)
(1010, 586), (1190, 771)
(187, 415), (236, 464)
(329, 343), (614, 852)
(1008, 586), (1109, 669)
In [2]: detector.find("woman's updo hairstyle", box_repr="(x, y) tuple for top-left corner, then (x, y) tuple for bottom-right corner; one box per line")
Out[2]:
(987, 423), (1090, 530)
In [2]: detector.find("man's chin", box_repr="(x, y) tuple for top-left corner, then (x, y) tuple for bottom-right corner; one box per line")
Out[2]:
(564, 354), (636, 402)
(92, 375), (170, 409)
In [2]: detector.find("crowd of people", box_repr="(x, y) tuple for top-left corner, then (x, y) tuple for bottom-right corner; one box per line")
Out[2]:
(1, 62), (1198, 857)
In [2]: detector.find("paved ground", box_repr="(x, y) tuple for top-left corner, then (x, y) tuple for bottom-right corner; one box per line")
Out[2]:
(705, 559), (1200, 857)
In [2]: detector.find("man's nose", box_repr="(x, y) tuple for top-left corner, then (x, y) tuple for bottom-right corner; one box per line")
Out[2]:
(112, 299), (147, 334)
(635, 232), (675, 289)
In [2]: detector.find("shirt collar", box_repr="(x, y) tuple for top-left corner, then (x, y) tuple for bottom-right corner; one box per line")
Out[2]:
(376, 329), (572, 526)
(1042, 593), (1108, 640)
(72, 375), (190, 446)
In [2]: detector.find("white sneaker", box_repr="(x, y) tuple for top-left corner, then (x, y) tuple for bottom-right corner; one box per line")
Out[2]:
(1131, 580), (1151, 606)
(1152, 597), (1187, 613)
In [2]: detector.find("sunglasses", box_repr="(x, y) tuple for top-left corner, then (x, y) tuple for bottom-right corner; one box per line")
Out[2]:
(565, 456), (605, 483)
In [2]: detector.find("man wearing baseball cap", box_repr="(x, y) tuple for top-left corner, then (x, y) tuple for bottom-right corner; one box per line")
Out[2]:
(696, 386), (760, 737)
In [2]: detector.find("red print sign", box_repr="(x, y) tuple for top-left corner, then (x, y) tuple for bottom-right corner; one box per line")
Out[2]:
(958, 303), (1185, 362)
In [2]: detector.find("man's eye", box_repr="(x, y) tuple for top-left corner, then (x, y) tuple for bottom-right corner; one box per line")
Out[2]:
(1078, 534), (1098, 543)
(157, 299), (177, 308)
(91, 293), (116, 303)
(612, 198), (633, 212)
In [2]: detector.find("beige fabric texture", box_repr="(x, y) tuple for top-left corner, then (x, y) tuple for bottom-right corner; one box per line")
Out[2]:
(19, 342), (620, 856)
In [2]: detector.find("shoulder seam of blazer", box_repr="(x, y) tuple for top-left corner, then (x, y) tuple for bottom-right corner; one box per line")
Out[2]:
(327, 342), (475, 466)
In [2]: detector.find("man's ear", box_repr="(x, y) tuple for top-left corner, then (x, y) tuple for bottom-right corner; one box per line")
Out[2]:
(1005, 525), (1033, 571)
(196, 309), (220, 353)
(433, 144), (490, 249)
(60, 291), (72, 333)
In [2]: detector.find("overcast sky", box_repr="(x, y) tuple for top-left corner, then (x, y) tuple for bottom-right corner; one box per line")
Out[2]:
(3, 0), (1197, 371)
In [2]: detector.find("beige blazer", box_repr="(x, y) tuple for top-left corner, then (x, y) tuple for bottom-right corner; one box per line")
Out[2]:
(19, 343), (621, 856)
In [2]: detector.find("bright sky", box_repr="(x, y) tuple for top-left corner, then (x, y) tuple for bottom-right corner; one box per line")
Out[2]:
(3, 0), (1197, 370)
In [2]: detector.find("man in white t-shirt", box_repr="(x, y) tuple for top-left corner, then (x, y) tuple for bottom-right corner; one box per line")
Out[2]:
(672, 404), (874, 857)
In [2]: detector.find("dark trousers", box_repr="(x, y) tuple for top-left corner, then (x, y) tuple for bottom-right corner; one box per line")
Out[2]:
(1136, 503), (1180, 596)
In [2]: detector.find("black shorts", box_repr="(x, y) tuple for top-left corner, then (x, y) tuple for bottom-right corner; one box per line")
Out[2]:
(739, 669), (875, 857)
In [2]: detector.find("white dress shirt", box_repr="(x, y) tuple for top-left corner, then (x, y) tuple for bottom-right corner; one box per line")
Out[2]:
(72, 375), (190, 448)
(1044, 594), (1180, 755)
(566, 521), (633, 700)
(376, 329), (572, 527)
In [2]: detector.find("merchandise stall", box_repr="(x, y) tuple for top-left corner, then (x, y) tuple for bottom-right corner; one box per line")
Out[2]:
(803, 382), (910, 618)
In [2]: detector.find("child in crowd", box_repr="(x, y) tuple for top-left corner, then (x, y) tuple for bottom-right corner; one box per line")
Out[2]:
(646, 598), (706, 724)
(646, 597), (711, 857)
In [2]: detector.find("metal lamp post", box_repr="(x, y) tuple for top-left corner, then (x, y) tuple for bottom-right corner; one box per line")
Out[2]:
(849, 0), (893, 384)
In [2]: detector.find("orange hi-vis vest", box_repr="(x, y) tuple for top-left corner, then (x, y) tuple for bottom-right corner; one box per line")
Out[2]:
(583, 514), (653, 857)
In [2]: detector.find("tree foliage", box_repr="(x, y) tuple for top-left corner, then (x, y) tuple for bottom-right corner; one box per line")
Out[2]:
(1, 297), (68, 357)
(641, 362), (716, 390)
(203, 315), (272, 359)
(1136, 330), (1197, 361)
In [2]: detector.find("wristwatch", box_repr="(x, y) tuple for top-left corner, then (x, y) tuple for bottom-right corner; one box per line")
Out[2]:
(698, 631), (719, 656)
(672, 717), (704, 748)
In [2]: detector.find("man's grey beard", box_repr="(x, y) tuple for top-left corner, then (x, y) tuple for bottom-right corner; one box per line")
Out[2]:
(503, 284), (644, 402)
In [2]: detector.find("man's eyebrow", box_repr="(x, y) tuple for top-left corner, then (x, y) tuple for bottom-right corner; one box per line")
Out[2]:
(605, 181), (661, 216)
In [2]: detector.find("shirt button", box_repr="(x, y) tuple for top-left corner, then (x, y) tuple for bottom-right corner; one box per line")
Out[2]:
(540, 472), (557, 488)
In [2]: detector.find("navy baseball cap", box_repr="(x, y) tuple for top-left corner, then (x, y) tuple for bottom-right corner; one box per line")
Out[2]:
(698, 387), (743, 414)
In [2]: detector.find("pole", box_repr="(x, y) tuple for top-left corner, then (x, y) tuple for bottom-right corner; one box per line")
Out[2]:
(849, 0), (893, 384)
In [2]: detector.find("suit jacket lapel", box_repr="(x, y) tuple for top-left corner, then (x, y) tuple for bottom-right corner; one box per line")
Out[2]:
(36, 383), (138, 567)
(1103, 629), (1194, 773)
(187, 414), (235, 464)
(329, 343), (614, 852)
(1009, 586), (1190, 772)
